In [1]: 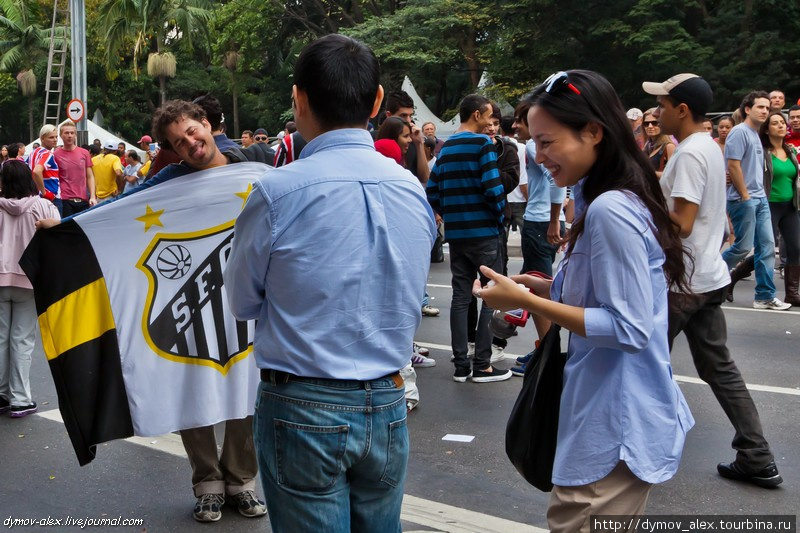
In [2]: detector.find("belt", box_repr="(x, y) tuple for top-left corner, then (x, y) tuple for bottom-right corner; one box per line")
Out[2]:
(260, 369), (403, 389)
(65, 198), (87, 203)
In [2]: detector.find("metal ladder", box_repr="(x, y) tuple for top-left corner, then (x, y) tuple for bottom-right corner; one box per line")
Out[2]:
(42, 0), (70, 127)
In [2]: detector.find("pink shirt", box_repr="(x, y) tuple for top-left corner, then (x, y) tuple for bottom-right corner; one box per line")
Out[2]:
(54, 146), (93, 200)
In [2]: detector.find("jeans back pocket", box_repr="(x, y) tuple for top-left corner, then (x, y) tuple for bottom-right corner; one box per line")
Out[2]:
(274, 418), (349, 491)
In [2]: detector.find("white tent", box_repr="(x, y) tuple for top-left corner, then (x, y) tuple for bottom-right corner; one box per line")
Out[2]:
(24, 119), (142, 157)
(402, 76), (460, 137)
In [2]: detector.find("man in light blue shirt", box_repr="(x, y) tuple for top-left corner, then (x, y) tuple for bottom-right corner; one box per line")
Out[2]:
(224, 35), (435, 533)
(722, 91), (790, 310)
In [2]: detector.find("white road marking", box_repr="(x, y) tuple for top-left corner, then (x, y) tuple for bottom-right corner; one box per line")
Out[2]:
(413, 342), (800, 397)
(36, 409), (543, 532)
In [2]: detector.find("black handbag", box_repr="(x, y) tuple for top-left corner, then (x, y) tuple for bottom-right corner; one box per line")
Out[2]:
(505, 323), (566, 492)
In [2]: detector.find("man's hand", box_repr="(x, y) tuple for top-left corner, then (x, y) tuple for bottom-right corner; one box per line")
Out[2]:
(411, 124), (424, 145)
(547, 220), (562, 245)
(89, 197), (98, 206)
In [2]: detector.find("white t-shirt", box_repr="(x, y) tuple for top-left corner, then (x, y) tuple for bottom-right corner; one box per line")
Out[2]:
(660, 132), (731, 293)
(506, 138), (528, 203)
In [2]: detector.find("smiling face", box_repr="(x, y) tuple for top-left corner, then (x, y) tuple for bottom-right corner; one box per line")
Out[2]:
(513, 115), (530, 141)
(789, 110), (800, 133)
(164, 116), (220, 169)
(527, 105), (600, 187)
(643, 112), (661, 139)
(397, 123), (412, 155)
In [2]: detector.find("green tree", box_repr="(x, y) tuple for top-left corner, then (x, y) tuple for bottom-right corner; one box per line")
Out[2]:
(0, 0), (52, 140)
(97, 0), (213, 105)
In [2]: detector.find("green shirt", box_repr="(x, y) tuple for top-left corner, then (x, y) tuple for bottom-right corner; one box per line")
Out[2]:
(769, 154), (796, 203)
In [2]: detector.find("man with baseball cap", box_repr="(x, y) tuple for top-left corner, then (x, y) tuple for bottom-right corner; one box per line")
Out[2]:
(644, 74), (783, 488)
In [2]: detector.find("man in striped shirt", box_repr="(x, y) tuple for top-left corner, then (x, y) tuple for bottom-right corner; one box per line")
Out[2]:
(427, 94), (511, 383)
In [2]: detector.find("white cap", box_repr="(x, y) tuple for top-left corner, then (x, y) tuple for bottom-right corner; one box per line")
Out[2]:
(104, 140), (118, 151)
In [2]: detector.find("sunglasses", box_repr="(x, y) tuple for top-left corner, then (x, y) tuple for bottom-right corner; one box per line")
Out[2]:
(643, 120), (659, 126)
(254, 136), (267, 141)
(540, 71), (582, 96)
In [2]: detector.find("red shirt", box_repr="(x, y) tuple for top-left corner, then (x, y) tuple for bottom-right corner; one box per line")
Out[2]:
(785, 130), (800, 148)
(54, 146), (93, 200)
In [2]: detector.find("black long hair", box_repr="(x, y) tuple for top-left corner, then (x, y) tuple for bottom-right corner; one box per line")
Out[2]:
(525, 70), (689, 292)
(1, 160), (38, 199)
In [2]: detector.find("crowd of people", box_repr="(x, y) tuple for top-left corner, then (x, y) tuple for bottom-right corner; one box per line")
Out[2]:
(0, 33), (794, 533)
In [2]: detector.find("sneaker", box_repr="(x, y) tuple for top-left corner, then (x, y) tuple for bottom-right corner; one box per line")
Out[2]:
(0, 397), (9, 415)
(717, 461), (783, 488)
(510, 364), (526, 377)
(421, 305), (440, 317)
(193, 493), (225, 522)
(413, 342), (430, 356)
(516, 340), (540, 365)
(9, 402), (37, 418)
(490, 344), (506, 363)
(752, 298), (792, 310)
(411, 352), (436, 368)
(471, 366), (513, 383)
(227, 490), (267, 518)
(453, 367), (472, 382)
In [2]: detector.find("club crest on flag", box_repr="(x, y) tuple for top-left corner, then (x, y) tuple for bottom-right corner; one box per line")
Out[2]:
(136, 220), (253, 374)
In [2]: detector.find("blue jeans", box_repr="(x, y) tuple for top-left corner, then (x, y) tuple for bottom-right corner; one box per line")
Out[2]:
(521, 220), (564, 276)
(722, 197), (776, 301)
(253, 376), (408, 533)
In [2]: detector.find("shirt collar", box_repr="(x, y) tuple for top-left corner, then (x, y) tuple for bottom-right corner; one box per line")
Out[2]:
(299, 129), (375, 159)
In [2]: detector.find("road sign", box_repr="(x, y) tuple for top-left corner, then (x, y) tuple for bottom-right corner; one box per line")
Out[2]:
(66, 98), (86, 123)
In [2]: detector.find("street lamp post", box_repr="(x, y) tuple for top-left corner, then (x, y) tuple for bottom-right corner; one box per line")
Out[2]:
(70, 0), (88, 146)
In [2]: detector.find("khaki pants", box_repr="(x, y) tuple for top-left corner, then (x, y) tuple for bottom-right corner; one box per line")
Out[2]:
(547, 461), (652, 533)
(180, 416), (258, 497)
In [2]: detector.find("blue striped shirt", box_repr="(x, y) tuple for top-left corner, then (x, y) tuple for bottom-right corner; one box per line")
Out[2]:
(426, 131), (505, 241)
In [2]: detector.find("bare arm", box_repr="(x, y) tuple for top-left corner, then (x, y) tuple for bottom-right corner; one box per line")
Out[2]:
(33, 164), (46, 194)
(86, 166), (97, 206)
(547, 202), (562, 243)
(727, 159), (750, 200)
(519, 183), (528, 200)
(669, 197), (700, 238)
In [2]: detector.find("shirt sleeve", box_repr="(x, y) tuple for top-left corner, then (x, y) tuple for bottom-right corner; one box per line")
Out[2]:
(548, 169), (566, 204)
(224, 179), (274, 320)
(426, 164), (440, 213)
(479, 141), (505, 218)
(724, 127), (746, 162)
(582, 193), (655, 353)
(669, 152), (706, 205)
(113, 157), (123, 172)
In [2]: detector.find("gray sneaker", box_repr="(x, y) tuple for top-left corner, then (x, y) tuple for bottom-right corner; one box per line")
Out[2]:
(193, 493), (225, 522)
(227, 490), (267, 518)
(753, 298), (791, 310)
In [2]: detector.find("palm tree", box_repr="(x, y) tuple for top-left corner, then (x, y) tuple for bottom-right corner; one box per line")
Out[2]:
(97, 0), (213, 106)
(0, 0), (51, 141)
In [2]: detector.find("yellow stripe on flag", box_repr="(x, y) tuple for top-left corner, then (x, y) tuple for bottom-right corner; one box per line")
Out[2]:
(39, 278), (116, 360)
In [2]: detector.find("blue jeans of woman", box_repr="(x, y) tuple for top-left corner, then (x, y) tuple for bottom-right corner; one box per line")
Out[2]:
(253, 375), (407, 533)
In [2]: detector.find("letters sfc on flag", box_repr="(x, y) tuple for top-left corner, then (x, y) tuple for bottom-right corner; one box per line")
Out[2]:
(20, 163), (270, 465)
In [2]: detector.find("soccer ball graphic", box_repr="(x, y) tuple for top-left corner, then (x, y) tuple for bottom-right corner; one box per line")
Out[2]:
(156, 244), (192, 279)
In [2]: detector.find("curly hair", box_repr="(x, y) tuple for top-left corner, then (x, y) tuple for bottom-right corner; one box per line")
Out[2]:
(151, 100), (207, 149)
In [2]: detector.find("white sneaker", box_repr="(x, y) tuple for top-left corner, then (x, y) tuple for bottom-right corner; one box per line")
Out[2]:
(421, 305), (440, 317)
(753, 298), (792, 310)
(413, 342), (429, 356)
(490, 344), (506, 363)
(411, 352), (436, 368)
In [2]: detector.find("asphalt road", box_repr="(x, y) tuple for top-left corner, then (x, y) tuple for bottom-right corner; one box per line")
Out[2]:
(1, 240), (797, 532)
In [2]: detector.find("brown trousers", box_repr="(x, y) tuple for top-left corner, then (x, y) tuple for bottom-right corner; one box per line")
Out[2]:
(547, 461), (652, 533)
(180, 416), (258, 497)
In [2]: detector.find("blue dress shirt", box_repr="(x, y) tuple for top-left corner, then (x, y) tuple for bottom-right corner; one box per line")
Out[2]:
(550, 189), (694, 486)
(224, 129), (437, 380)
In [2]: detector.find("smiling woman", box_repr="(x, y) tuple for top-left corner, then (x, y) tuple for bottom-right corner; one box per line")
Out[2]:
(475, 69), (693, 531)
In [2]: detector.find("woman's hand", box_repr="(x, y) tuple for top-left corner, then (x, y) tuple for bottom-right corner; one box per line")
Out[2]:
(473, 266), (535, 311)
(35, 218), (60, 230)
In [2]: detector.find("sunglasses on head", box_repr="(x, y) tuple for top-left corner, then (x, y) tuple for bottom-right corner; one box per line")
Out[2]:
(255, 136), (267, 141)
(538, 71), (582, 96)
(643, 120), (659, 126)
